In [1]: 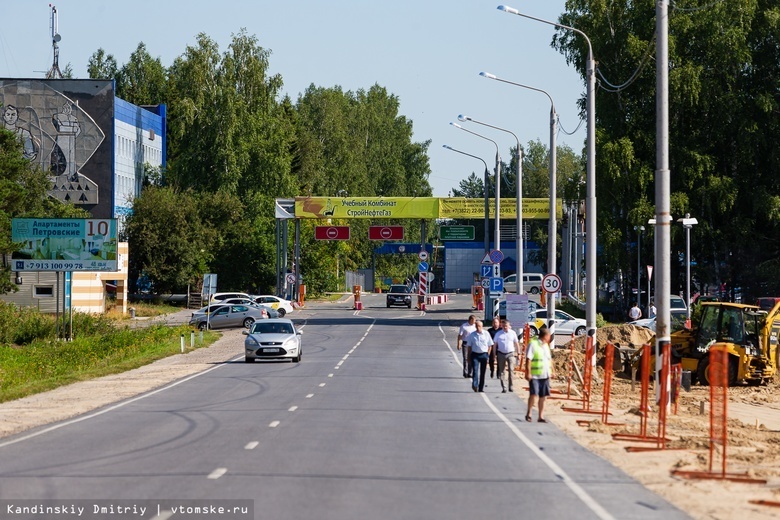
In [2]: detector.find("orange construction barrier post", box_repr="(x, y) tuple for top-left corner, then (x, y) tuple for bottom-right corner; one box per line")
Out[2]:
(671, 363), (682, 415)
(562, 334), (601, 414)
(298, 284), (306, 308)
(673, 348), (767, 483)
(353, 285), (362, 310)
(577, 342), (620, 426)
(613, 344), (653, 443)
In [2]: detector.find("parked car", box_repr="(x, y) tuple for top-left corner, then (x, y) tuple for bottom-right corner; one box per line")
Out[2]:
(632, 313), (688, 333)
(188, 304), (266, 330)
(502, 273), (544, 294)
(252, 295), (295, 317)
(534, 309), (587, 336)
(243, 318), (302, 363)
(222, 298), (279, 318)
(386, 284), (412, 308)
(210, 292), (252, 303)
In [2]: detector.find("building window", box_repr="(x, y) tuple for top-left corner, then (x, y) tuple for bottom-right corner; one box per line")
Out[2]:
(34, 286), (54, 298)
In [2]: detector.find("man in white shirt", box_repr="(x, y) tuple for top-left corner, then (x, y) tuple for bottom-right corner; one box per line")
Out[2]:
(457, 315), (476, 379)
(493, 319), (521, 393)
(629, 303), (642, 321)
(466, 320), (494, 392)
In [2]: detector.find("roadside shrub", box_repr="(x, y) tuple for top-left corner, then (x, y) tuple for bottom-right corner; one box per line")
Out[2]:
(13, 308), (55, 345)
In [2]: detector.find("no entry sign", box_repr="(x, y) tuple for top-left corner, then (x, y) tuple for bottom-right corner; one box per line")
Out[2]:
(314, 226), (350, 240)
(368, 225), (404, 240)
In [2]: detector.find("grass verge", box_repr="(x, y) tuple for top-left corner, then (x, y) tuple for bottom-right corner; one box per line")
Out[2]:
(0, 324), (219, 403)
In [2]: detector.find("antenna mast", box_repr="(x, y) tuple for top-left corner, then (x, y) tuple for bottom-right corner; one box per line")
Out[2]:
(45, 4), (63, 79)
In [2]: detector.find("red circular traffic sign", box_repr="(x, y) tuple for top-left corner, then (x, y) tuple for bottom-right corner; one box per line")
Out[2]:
(326, 227), (338, 239)
(542, 274), (562, 293)
(380, 227), (392, 239)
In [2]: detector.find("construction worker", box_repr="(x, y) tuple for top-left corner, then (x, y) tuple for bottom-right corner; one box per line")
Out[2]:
(525, 328), (554, 423)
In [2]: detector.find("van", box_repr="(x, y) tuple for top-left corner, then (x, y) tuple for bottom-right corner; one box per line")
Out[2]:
(502, 273), (544, 294)
(669, 294), (687, 311)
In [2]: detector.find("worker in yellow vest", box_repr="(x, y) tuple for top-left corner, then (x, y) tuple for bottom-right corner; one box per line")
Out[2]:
(524, 327), (554, 423)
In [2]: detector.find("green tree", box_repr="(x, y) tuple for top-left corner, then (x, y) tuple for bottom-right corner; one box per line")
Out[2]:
(554, 0), (780, 301)
(87, 48), (119, 79)
(115, 42), (168, 106)
(451, 172), (485, 198)
(124, 186), (212, 293)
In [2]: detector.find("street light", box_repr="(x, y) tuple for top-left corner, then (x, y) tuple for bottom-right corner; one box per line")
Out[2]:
(478, 72), (559, 334)
(634, 225), (645, 307)
(498, 5), (598, 339)
(450, 123), (502, 320)
(443, 144), (492, 321)
(677, 214), (698, 323)
(458, 114), (523, 295)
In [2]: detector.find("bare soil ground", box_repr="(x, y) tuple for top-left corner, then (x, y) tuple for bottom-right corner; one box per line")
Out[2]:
(537, 324), (780, 520)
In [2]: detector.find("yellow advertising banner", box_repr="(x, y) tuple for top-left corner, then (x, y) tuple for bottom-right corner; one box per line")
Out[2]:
(295, 197), (440, 219)
(294, 197), (561, 219)
(439, 198), (561, 219)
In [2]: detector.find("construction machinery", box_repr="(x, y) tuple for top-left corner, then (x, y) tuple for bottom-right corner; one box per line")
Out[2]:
(631, 302), (779, 386)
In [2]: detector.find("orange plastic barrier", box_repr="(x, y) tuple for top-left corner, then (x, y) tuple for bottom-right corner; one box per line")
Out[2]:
(562, 334), (601, 415)
(672, 348), (767, 483)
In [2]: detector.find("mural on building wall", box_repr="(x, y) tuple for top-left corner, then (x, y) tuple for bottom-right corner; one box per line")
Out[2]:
(0, 79), (113, 217)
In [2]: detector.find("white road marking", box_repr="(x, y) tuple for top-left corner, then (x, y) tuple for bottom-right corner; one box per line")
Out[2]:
(318, 383), (326, 387)
(306, 394), (314, 398)
(151, 511), (174, 520)
(244, 441), (259, 450)
(269, 420), (280, 428)
(337, 360), (344, 366)
(436, 322), (614, 520)
(207, 468), (227, 479)
(0, 354), (245, 449)
(328, 373), (334, 378)
(288, 406), (298, 412)
(342, 355), (349, 360)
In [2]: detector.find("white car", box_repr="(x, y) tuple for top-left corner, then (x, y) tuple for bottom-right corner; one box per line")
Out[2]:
(535, 309), (587, 336)
(253, 295), (295, 317)
(243, 319), (302, 363)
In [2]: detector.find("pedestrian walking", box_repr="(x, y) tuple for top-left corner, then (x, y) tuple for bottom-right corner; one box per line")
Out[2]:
(466, 320), (494, 392)
(457, 315), (477, 378)
(525, 328), (554, 422)
(486, 316), (501, 378)
(648, 301), (656, 318)
(493, 319), (521, 393)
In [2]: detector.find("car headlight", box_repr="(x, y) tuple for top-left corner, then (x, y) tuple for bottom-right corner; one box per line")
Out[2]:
(284, 338), (297, 350)
(246, 337), (259, 347)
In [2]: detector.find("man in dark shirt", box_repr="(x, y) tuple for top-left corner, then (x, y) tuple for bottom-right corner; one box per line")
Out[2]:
(487, 316), (501, 378)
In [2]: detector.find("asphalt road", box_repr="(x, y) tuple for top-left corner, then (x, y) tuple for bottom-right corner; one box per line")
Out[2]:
(0, 294), (688, 520)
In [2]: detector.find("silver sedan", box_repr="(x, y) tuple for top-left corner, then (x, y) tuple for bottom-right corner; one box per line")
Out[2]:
(243, 319), (302, 363)
(189, 304), (266, 330)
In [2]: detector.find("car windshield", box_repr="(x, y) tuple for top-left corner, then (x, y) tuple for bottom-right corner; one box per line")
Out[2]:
(389, 286), (408, 293)
(251, 322), (294, 334)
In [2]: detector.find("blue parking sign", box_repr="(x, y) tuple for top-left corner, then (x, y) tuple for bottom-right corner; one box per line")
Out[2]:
(490, 277), (503, 293)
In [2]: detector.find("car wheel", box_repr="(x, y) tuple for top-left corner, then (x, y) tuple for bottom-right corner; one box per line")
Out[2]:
(198, 322), (208, 331)
(244, 357), (253, 363)
(387, 303), (391, 308)
(575, 326), (586, 336)
(293, 352), (301, 363)
(243, 318), (255, 328)
(530, 287), (539, 294)
(529, 326), (538, 336)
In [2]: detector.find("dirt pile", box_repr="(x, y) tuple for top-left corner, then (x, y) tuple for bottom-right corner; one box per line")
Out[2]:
(566, 324), (654, 351)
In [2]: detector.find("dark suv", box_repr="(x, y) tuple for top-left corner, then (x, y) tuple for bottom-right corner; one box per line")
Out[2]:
(386, 284), (412, 308)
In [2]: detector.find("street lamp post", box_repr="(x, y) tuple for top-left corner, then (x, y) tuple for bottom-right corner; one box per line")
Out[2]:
(498, 5), (598, 340)
(634, 225), (645, 307)
(443, 144), (491, 320)
(478, 73), (559, 335)
(677, 214), (698, 324)
(451, 123), (502, 320)
(458, 114), (523, 295)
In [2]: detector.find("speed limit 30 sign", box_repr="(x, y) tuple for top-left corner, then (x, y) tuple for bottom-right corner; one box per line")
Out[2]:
(542, 273), (562, 294)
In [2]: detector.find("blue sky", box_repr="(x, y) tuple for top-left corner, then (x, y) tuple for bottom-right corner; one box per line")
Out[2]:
(0, 0), (586, 196)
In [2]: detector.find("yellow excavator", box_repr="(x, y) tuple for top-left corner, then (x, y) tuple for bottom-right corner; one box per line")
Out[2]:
(665, 302), (779, 386)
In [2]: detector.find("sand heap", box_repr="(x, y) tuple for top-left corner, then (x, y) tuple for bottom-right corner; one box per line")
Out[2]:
(565, 324), (654, 352)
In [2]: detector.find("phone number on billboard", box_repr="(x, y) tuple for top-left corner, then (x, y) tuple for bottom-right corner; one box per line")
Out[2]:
(14, 261), (116, 272)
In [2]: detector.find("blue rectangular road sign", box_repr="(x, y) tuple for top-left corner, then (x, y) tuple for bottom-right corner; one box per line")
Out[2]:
(490, 277), (503, 293)
(480, 265), (492, 278)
